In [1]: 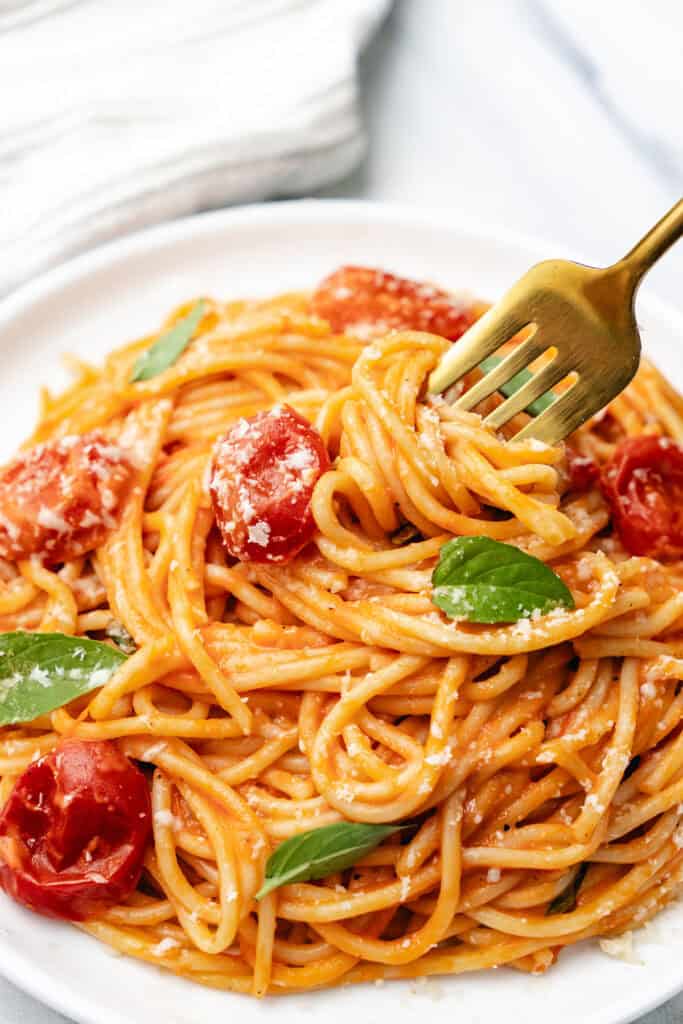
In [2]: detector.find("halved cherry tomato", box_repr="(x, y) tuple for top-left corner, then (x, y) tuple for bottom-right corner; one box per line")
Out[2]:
(210, 404), (330, 564)
(0, 432), (133, 564)
(565, 446), (600, 493)
(311, 266), (476, 340)
(0, 740), (151, 921)
(601, 436), (683, 558)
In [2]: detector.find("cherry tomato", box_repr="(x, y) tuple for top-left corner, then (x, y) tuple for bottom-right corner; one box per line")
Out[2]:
(601, 436), (683, 558)
(565, 447), (600, 493)
(311, 266), (476, 341)
(210, 404), (330, 564)
(0, 740), (151, 921)
(0, 433), (133, 564)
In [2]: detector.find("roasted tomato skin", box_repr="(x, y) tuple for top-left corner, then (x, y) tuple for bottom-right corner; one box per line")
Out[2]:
(0, 740), (151, 921)
(311, 266), (476, 341)
(0, 432), (132, 564)
(601, 436), (683, 558)
(210, 405), (331, 564)
(565, 447), (600, 492)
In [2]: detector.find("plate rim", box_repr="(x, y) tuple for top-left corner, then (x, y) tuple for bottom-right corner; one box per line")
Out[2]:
(1, 198), (682, 1024)
(2, 198), (679, 329)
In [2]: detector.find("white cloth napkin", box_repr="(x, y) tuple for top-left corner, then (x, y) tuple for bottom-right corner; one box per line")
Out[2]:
(1, 0), (391, 296)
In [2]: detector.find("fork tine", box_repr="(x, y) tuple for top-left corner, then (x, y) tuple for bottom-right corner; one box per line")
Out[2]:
(511, 378), (594, 445)
(454, 331), (544, 412)
(427, 307), (531, 395)
(483, 356), (573, 431)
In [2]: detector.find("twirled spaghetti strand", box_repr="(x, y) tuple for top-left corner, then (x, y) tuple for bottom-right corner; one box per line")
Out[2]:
(1, 285), (683, 994)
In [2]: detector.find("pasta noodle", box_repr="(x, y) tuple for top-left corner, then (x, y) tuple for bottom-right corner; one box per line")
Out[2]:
(1, 275), (683, 997)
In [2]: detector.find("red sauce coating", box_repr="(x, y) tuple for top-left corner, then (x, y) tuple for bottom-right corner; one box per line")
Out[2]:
(565, 447), (600, 492)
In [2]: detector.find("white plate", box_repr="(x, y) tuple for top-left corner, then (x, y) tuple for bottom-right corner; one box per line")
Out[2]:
(0, 200), (682, 1024)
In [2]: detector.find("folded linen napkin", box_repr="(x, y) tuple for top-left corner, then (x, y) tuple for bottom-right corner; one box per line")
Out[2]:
(1, 0), (391, 295)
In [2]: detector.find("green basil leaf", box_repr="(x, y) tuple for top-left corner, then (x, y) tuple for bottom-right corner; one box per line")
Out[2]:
(546, 862), (588, 915)
(478, 355), (556, 416)
(256, 821), (404, 899)
(130, 300), (206, 382)
(0, 632), (126, 726)
(104, 620), (137, 655)
(431, 536), (574, 624)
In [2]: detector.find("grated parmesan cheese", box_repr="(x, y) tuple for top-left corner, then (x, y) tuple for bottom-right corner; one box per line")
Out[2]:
(151, 937), (180, 956)
(154, 809), (176, 828)
(425, 749), (451, 767)
(247, 521), (271, 547)
(399, 875), (412, 902)
(598, 931), (642, 965)
(37, 505), (71, 533)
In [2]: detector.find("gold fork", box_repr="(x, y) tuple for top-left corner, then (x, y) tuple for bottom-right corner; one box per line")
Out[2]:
(428, 198), (683, 445)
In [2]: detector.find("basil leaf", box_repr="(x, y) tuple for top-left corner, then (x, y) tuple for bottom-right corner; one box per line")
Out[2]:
(131, 300), (206, 382)
(256, 821), (404, 899)
(546, 862), (588, 915)
(0, 632), (126, 726)
(104, 620), (137, 655)
(478, 355), (556, 416)
(431, 536), (574, 624)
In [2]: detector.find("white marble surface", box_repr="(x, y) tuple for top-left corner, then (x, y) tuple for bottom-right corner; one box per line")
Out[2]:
(1, 1), (682, 1022)
(322, 0), (682, 313)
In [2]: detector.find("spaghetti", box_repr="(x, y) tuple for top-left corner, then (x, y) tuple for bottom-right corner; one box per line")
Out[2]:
(1, 265), (683, 996)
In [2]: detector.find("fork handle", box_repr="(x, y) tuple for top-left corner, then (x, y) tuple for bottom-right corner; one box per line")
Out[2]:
(618, 197), (683, 286)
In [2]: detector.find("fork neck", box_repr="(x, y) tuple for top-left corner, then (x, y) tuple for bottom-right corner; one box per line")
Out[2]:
(614, 197), (683, 289)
